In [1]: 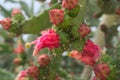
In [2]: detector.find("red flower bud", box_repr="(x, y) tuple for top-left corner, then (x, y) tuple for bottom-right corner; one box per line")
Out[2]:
(28, 66), (39, 79)
(62, 0), (78, 10)
(13, 58), (22, 65)
(12, 8), (22, 16)
(94, 63), (110, 80)
(38, 54), (50, 67)
(0, 18), (12, 30)
(78, 24), (91, 38)
(49, 9), (64, 25)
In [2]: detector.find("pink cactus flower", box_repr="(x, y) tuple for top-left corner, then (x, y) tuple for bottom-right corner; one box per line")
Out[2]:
(31, 29), (60, 56)
(70, 40), (101, 66)
(80, 39), (101, 66)
(82, 39), (101, 60)
(49, 9), (64, 25)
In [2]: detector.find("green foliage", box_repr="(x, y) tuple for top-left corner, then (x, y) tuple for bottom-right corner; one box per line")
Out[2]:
(72, 0), (87, 25)
(0, 68), (15, 80)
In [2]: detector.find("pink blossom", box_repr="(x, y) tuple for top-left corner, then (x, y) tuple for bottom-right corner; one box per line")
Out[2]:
(82, 39), (101, 59)
(12, 8), (22, 16)
(62, 0), (78, 10)
(0, 18), (12, 30)
(31, 29), (60, 56)
(49, 9), (64, 25)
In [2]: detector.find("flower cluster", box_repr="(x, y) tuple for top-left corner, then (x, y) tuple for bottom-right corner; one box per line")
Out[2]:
(16, 54), (50, 80)
(0, 8), (24, 36)
(70, 40), (110, 80)
(13, 0), (111, 80)
(0, 8), (22, 31)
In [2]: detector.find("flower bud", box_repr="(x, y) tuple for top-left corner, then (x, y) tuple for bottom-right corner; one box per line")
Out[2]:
(12, 8), (22, 17)
(94, 63), (110, 80)
(14, 41), (25, 54)
(15, 70), (28, 80)
(62, 0), (79, 10)
(78, 24), (91, 38)
(49, 9), (64, 25)
(0, 18), (12, 30)
(28, 66), (39, 79)
(13, 58), (22, 65)
(38, 54), (50, 67)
